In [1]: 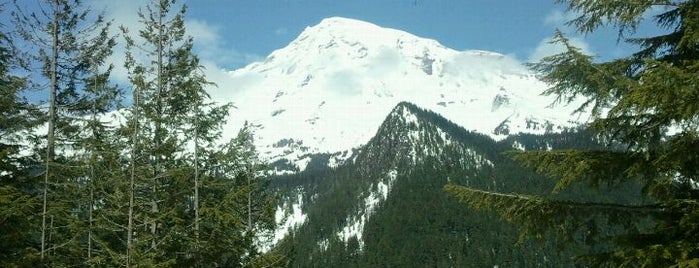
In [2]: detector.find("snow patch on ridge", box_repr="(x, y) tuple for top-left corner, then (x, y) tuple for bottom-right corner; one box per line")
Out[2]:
(336, 169), (398, 251)
(328, 149), (356, 168)
(272, 190), (307, 246)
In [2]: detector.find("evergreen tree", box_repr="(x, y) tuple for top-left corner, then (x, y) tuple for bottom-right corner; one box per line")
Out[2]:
(230, 124), (276, 259)
(76, 44), (123, 266)
(446, 0), (699, 266)
(121, 0), (194, 264)
(0, 4), (43, 266)
(121, 1), (277, 266)
(197, 124), (276, 267)
(4, 0), (278, 266)
(12, 0), (118, 264)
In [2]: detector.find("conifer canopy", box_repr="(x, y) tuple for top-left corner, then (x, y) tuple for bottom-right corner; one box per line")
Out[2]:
(446, 0), (699, 266)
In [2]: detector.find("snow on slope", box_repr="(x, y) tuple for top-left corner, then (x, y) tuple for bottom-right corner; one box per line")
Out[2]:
(336, 169), (397, 251)
(275, 190), (306, 240)
(213, 17), (584, 172)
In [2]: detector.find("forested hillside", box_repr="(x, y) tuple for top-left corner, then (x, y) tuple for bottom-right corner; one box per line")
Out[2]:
(447, 0), (699, 266)
(271, 102), (646, 267)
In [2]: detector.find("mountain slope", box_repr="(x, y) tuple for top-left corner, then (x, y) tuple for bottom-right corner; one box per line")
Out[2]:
(331, 102), (497, 249)
(216, 17), (584, 173)
(272, 102), (586, 267)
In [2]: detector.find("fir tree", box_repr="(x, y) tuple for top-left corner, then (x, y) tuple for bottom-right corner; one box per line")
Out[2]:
(121, 0), (277, 266)
(76, 46), (123, 266)
(446, 0), (699, 266)
(0, 4), (43, 266)
(12, 0), (118, 264)
(199, 124), (277, 267)
(121, 0), (189, 263)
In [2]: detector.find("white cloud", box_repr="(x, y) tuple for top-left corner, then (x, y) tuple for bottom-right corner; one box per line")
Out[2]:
(198, 60), (243, 103)
(528, 35), (593, 63)
(544, 9), (566, 25)
(187, 19), (221, 45)
(186, 19), (263, 68)
(544, 8), (588, 30)
(87, 0), (261, 99)
(275, 27), (288, 36)
(529, 9), (593, 63)
(544, 9), (580, 26)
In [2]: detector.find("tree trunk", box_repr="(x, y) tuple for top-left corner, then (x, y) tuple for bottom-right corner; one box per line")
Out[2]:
(248, 169), (252, 232)
(193, 115), (200, 267)
(194, 119), (200, 242)
(127, 80), (139, 268)
(150, 1), (165, 250)
(87, 62), (99, 261)
(41, 0), (59, 259)
(88, 184), (93, 260)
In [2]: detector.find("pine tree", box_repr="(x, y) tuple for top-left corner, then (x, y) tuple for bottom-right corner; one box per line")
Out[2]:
(12, 0), (118, 265)
(198, 124), (277, 267)
(230, 124), (276, 259)
(121, 0), (277, 266)
(121, 0), (181, 263)
(182, 79), (231, 266)
(446, 0), (699, 266)
(121, 0), (199, 264)
(0, 5), (43, 266)
(76, 46), (123, 266)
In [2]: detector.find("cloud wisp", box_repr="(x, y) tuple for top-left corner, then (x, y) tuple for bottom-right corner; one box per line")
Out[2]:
(89, 0), (261, 102)
(528, 9), (593, 63)
(528, 35), (592, 63)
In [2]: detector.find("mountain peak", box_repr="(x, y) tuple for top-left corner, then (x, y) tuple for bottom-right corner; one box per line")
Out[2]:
(391, 101), (421, 115)
(295, 17), (379, 42)
(298, 16), (423, 41)
(221, 18), (584, 174)
(355, 102), (494, 176)
(313, 16), (382, 32)
(393, 101), (418, 109)
(271, 16), (451, 66)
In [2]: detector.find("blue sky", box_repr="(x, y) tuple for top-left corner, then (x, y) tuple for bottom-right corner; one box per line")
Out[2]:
(184, 0), (565, 66)
(177, 0), (664, 68)
(10, 0), (663, 71)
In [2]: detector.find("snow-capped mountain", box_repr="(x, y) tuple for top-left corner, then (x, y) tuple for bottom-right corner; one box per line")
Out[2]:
(216, 17), (584, 173)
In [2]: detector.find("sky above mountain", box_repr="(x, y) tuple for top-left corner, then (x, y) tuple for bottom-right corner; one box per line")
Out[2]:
(8, 0), (666, 104)
(85, 0), (666, 71)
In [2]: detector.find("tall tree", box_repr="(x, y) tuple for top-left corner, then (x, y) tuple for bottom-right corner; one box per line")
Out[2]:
(76, 45), (122, 266)
(12, 0), (117, 264)
(446, 0), (699, 266)
(121, 0), (194, 263)
(0, 4), (43, 266)
(183, 80), (231, 265)
(230, 124), (276, 258)
(198, 124), (277, 267)
(121, 0), (276, 266)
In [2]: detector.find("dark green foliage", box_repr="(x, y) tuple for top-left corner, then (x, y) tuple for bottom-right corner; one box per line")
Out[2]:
(193, 125), (277, 267)
(9, 0), (120, 265)
(0, 7), (42, 265)
(121, 1), (277, 266)
(447, 0), (699, 266)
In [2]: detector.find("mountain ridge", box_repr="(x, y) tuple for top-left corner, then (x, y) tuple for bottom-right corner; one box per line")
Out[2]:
(272, 100), (588, 267)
